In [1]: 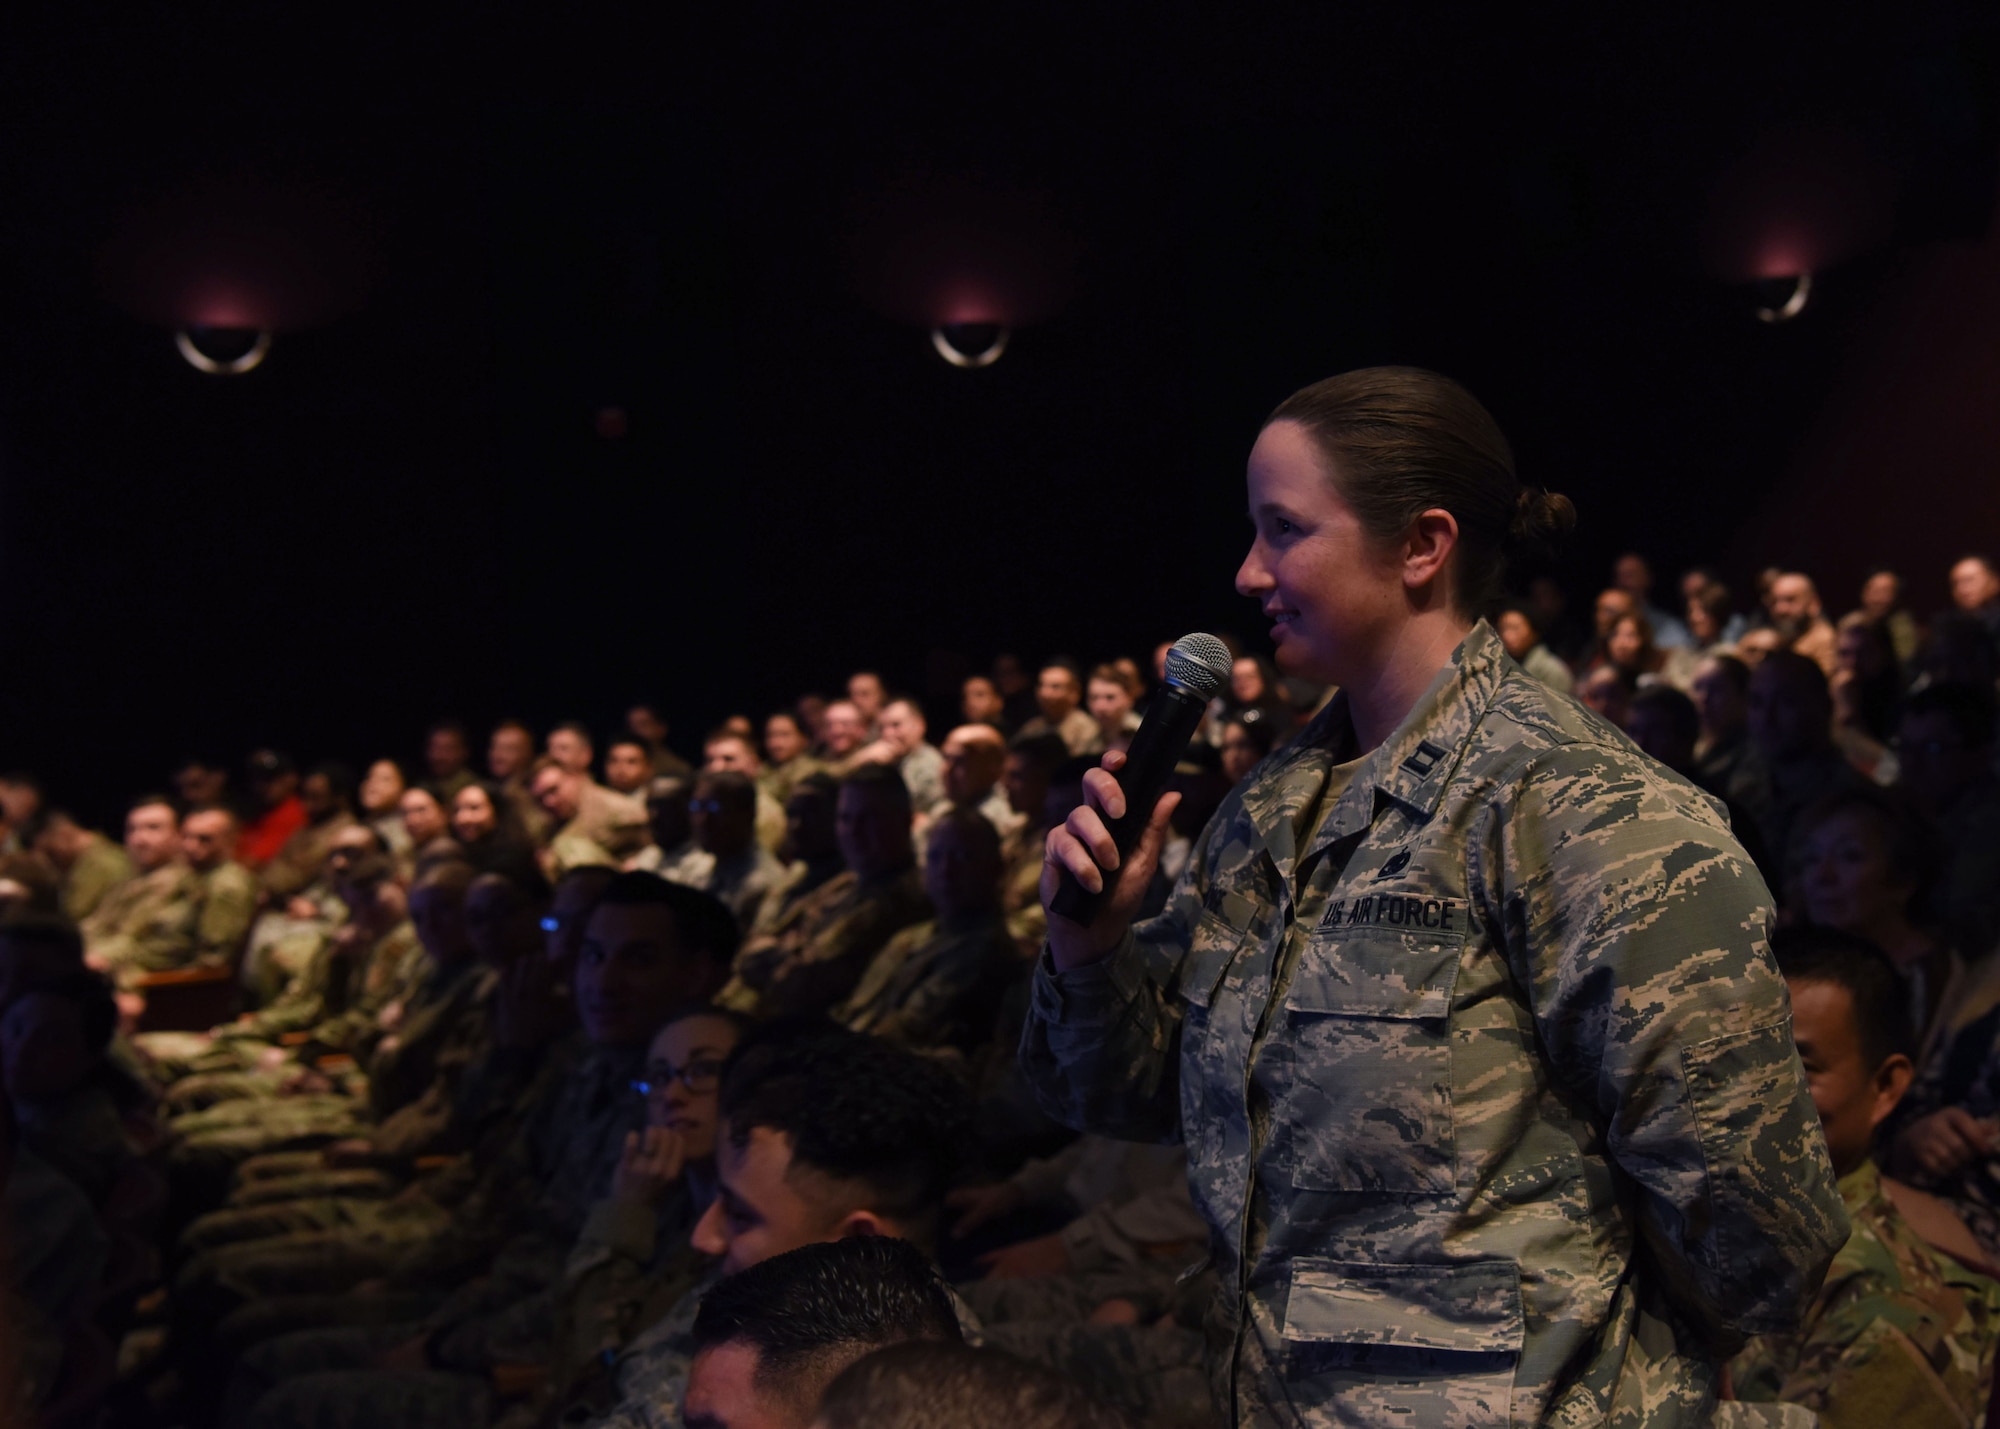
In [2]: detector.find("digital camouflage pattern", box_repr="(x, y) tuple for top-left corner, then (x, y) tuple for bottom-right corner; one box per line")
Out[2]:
(1021, 620), (1847, 1427)
(1731, 1159), (2000, 1428)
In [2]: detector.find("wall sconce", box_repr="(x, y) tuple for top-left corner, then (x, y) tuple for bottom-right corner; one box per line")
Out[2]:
(931, 322), (1009, 368)
(175, 326), (272, 374)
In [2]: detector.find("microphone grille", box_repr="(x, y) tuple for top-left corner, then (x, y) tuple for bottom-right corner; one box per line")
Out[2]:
(1163, 633), (1233, 698)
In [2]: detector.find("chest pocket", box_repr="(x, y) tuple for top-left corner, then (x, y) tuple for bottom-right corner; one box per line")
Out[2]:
(1269, 921), (1464, 1195)
(1176, 908), (1251, 1169)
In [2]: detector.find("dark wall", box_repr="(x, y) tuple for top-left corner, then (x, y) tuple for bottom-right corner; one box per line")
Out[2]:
(0, 2), (1993, 824)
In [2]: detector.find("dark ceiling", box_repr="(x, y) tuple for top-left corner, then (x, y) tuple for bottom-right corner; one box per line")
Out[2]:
(1, 1), (1995, 820)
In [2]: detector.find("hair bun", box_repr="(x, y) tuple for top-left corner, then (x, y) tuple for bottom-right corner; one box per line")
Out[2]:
(1509, 487), (1577, 549)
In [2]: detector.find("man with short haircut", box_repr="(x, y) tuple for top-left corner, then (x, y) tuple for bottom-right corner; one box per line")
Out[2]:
(181, 806), (259, 966)
(814, 1340), (1136, 1429)
(682, 772), (789, 933)
(753, 777), (845, 936)
(1769, 572), (1839, 678)
(80, 796), (199, 985)
(846, 672), (887, 732)
(1015, 665), (1101, 758)
(837, 810), (1016, 1055)
(923, 725), (1021, 847)
(718, 765), (929, 1017)
(548, 720), (597, 777)
(627, 705), (693, 779)
(869, 698), (945, 813)
(958, 675), (1008, 735)
(486, 718), (551, 845)
(684, 1238), (964, 1429)
(1950, 554), (2000, 642)
(816, 701), (871, 779)
(585, 1031), (971, 1429)
(425, 721), (476, 803)
(998, 735), (1068, 960)
(258, 764), (362, 904)
(706, 730), (789, 854)
(1897, 683), (2000, 957)
(534, 756), (651, 876)
(1731, 928), (2000, 1426)
(605, 737), (656, 798)
(31, 810), (134, 923)
(1749, 650), (1868, 879)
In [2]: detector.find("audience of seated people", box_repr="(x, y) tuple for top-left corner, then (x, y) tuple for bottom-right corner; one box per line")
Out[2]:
(5, 548), (2000, 1426)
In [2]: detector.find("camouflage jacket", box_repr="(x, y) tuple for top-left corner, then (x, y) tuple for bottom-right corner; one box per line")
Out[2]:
(193, 859), (258, 965)
(59, 832), (133, 923)
(717, 865), (931, 1018)
(80, 860), (199, 981)
(1732, 1159), (2000, 1427)
(1020, 621), (1847, 1427)
(836, 912), (1021, 1054)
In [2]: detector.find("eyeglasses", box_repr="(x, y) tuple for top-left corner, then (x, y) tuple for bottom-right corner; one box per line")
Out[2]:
(540, 914), (569, 934)
(688, 799), (724, 814)
(631, 1057), (726, 1097)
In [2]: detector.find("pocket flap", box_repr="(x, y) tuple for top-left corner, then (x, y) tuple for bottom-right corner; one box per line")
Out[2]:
(1179, 911), (1246, 1009)
(1283, 927), (1461, 1020)
(1284, 1258), (1524, 1354)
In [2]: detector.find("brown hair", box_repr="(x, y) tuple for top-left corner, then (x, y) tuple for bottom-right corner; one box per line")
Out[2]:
(1267, 366), (1575, 616)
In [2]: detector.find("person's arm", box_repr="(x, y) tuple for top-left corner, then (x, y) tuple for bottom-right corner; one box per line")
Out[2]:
(195, 869), (256, 965)
(1020, 753), (1207, 1143)
(1489, 743), (1848, 1348)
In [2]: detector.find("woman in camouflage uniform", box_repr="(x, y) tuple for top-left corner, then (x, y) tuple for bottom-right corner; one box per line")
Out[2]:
(1027, 366), (1848, 1427)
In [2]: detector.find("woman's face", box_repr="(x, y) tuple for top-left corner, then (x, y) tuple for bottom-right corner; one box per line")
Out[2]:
(400, 788), (447, 845)
(1800, 810), (1910, 931)
(453, 786), (498, 842)
(1235, 421), (1409, 687)
(360, 760), (406, 816)
(1220, 722), (1260, 782)
(643, 1014), (741, 1163)
(1230, 657), (1266, 705)
(1607, 616), (1645, 670)
(1686, 600), (1719, 646)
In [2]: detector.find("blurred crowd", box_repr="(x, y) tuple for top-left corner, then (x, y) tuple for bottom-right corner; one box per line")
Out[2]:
(3, 546), (2000, 1428)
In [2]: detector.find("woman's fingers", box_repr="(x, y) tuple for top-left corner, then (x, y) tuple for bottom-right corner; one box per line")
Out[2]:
(1046, 824), (1107, 894)
(1064, 803), (1121, 875)
(1082, 763), (1127, 822)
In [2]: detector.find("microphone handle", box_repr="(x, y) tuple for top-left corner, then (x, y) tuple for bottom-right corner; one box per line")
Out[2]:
(1049, 682), (1208, 927)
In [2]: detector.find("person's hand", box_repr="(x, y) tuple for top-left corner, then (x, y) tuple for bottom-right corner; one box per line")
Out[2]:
(1040, 749), (1181, 970)
(1896, 1108), (1998, 1180)
(978, 1233), (1072, 1280)
(1089, 1298), (1142, 1326)
(255, 1045), (292, 1073)
(946, 1181), (1026, 1238)
(323, 1137), (377, 1169)
(286, 896), (319, 921)
(611, 1126), (686, 1206)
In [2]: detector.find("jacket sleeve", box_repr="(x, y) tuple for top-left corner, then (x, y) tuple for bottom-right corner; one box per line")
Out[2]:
(1485, 743), (1848, 1347)
(1017, 815), (1222, 1144)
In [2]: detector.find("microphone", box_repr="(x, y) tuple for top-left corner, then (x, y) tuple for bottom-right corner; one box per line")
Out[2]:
(1050, 632), (1233, 926)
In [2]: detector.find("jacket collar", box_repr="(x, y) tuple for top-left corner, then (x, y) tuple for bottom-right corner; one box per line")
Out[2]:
(1235, 621), (1511, 882)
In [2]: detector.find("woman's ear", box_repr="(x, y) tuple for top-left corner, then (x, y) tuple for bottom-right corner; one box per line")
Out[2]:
(1403, 508), (1460, 597)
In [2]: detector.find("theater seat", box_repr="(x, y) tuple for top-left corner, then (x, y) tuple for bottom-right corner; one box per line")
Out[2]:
(131, 964), (239, 1033)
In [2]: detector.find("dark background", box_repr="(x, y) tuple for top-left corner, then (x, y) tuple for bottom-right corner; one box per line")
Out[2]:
(1, 2), (1996, 824)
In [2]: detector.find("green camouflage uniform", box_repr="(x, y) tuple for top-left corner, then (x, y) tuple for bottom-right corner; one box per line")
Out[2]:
(58, 831), (133, 923)
(195, 858), (259, 965)
(1732, 1158), (2000, 1427)
(548, 784), (649, 876)
(80, 859), (200, 985)
(715, 865), (930, 1017)
(258, 813), (363, 902)
(835, 911), (1021, 1054)
(1021, 621), (1847, 1427)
